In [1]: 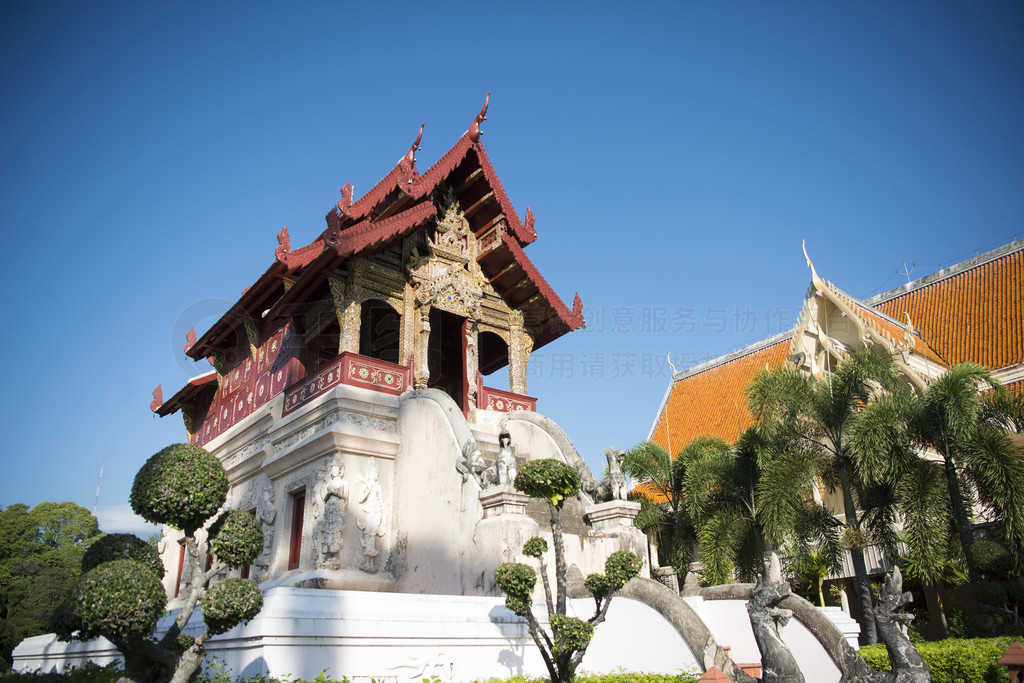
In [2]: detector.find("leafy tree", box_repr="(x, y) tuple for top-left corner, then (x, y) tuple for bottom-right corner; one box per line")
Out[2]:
(494, 459), (642, 683)
(0, 502), (101, 668)
(904, 365), (1024, 580)
(54, 444), (264, 683)
(621, 441), (698, 572)
(745, 348), (905, 645)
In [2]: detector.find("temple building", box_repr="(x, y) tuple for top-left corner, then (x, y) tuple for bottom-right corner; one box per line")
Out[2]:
(147, 97), (650, 601)
(648, 237), (1024, 583)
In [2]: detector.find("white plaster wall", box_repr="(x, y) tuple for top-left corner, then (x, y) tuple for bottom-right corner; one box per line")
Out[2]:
(14, 589), (700, 682)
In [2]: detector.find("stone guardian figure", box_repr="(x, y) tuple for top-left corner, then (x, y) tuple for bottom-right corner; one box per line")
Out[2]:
(747, 553), (805, 683)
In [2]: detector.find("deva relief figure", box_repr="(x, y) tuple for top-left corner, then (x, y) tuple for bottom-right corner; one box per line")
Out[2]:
(356, 461), (387, 562)
(252, 484), (276, 582)
(311, 459), (349, 570)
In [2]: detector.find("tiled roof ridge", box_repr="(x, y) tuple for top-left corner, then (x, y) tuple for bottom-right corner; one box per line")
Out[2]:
(670, 330), (794, 383)
(865, 238), (1024, 306)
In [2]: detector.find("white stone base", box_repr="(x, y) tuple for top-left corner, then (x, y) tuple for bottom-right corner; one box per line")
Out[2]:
(584, 500), (641, 532)
(479, 485), (530, 518)
(13, 588), (700, 681)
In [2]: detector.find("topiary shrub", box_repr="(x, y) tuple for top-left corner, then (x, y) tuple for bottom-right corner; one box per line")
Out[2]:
(514, 459), (580, 507)
(550, 614), (593, 657)
(81, 533), (164, 578)
(64, 560), (166, 642)
(971, 538), (1014, 580)
(499, 459), (643, 683)
(495, 562), (536, 617)
(604, 550), (644, 592)
(522, 536), (548, 559)
(130, 443), (228, 534)
(208, 509), (264, 569)
(973, 580), (1008, 607)
(199, 578), (263, 635)
(55, 442), (265, 683)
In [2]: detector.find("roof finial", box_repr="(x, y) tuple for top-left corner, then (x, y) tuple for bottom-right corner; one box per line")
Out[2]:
(524, 207), (536, 235)
(802, 239), (822, 286)
(403, 122), (425, 167)
(275, 225), (291, 263)
(184, 327), (197, 353)
(468, 91), (490, 142)
(337, 182), (353, 215)
(150, 384), (163, 412)
(904, 312), (916, 336)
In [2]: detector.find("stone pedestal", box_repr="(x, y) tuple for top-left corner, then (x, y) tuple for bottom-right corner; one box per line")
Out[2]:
(480, 485), (530, 519)
(584, 500), (640, 532)
(653, 567), (680, 593)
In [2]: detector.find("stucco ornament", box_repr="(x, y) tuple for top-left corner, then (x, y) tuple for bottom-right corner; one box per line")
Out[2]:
(356, 461), (388, 565)
(311, 458), (349, 570)
(251, 481), (276, 582)
(746, 553), (805, 683)
(481, 431), (518, 488)
(587, 449), (628, 503)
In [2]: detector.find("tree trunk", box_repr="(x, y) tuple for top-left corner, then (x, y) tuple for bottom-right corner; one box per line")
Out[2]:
(943, 455), (980, 584)
(839, 462), (878, 645)
(550, 502), (567, 615)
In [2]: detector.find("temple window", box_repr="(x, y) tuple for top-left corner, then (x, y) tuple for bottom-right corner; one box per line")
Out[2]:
(288, 489), (306, 571)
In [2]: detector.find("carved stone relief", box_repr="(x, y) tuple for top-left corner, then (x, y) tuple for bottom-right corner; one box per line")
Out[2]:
(311, 456), (349, 570)
(355, 460), (388, 571)
(252, 479), (276, 583)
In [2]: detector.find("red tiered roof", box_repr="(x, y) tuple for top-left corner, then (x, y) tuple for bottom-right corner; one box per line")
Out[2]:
(164, 98), (583, 421)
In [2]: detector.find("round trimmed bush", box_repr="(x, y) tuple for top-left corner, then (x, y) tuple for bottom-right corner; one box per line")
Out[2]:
(495, 562), (537, 617)
(584, 573), (610, 600)
(971, 538), (1014, 580)
(514, 459), (580, 507)
(82, 533), (165, 578)
(550, 614), (594, 656)
(130, 443), (228, 533)
(66, 559), (167, 642)
(199, 578), (263, 635)
(522, 536), (548, 558)
(973, 580), (1008, 607)
(604, 550), (643, 591)
(209, 509), (264, 568)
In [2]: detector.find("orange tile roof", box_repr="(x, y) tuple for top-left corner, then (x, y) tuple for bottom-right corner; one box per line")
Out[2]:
(871, 247), (1023, 371)
(650, 336), (792, 453)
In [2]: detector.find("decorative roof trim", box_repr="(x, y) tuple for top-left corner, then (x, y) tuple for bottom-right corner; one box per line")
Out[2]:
(330, 201), (437, 256)
(155, 370), (217, 417)
(865, 238), (1024, 306)
(275, 225), (325, 269)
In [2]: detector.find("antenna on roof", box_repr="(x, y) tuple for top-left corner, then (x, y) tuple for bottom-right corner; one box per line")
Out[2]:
(92, 457), (106, 516)
(898, 260), (916, 284)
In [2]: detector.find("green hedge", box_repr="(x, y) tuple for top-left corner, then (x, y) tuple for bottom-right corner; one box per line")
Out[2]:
(860, 636), (1016, 683)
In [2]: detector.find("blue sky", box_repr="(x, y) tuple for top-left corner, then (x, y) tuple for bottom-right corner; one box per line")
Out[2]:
(1, 2), (1021, 535)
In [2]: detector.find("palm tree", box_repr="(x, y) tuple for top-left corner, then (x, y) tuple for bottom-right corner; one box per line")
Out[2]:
(903, 364), (1024, 580)
(745, 347), (903, 645)
(622, 440), (698, 573)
